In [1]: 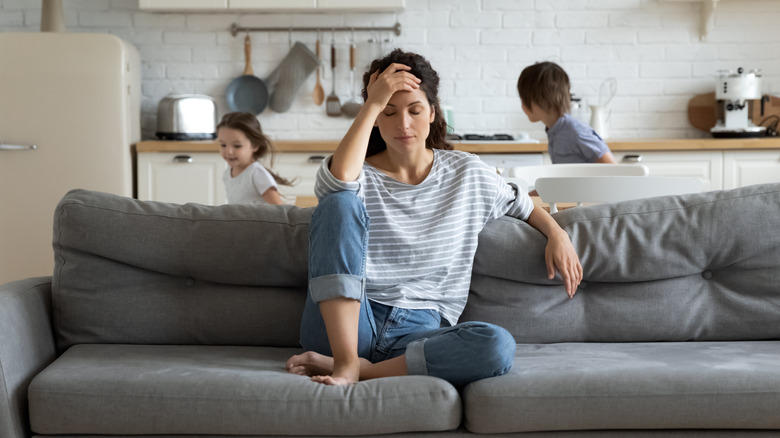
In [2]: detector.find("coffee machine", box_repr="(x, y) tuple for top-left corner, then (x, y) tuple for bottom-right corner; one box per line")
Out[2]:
(710, 67), (767, 138)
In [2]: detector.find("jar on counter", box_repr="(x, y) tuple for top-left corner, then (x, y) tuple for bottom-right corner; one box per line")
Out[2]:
(570, 95), (590, 125)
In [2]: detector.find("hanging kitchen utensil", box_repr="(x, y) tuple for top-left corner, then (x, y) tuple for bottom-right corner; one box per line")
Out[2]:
(226, 35), (269, 115)
(265, 41), (319, 113)
(341, 34), (361, 118)
(41, 0), (65, 32)
(326, 35), (342, 117)
(313, 36), (324, 106)
(367, 31), (381, 68)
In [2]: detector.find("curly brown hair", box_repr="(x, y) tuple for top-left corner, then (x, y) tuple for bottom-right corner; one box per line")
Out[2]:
(361, 49), (452, 157)
(216, 112), (294, 186)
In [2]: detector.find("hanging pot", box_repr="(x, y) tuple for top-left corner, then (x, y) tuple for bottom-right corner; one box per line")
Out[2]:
(226, 35), (269, 115)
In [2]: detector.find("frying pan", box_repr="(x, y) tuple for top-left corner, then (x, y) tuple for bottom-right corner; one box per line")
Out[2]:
(226, 35), (269, 115)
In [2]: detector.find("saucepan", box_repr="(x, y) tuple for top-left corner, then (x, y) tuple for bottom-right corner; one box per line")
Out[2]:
(226, 35), (269, 115)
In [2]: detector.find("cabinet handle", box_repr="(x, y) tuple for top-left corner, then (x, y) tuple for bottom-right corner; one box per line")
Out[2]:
(307, 155), (326, 164)
(0, 143), (37, 151)
(621, 154), (643, 163)
(172, 155), (193, 163)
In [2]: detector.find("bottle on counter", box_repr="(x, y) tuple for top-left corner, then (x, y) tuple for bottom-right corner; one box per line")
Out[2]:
(570, 94), (590, 126)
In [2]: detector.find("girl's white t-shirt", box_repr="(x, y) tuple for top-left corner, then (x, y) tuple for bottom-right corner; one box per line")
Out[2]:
(223, 161), (277, 204)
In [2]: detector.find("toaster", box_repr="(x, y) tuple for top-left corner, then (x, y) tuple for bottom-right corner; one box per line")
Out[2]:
(156, 94), (217, 140)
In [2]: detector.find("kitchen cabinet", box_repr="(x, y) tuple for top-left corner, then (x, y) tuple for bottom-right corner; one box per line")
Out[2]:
(316, 0), (405, 10)
(138, 0), (404, 11)
(613, 151), (723, 191)
(137, 152), (227, 206)
(263, 152), (326, 201)
(723, 150), (780, 189)
(138, 0), (227, 10)
(134, 139), (780, 207)
(228, 0), (317, 9)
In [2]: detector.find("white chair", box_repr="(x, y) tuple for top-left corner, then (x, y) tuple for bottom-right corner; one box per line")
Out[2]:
(504, 163), (649, 192)
(535, 176), (707, 213)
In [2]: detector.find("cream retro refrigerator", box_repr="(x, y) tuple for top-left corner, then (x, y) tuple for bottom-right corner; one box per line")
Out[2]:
(0, 33), (141, 284)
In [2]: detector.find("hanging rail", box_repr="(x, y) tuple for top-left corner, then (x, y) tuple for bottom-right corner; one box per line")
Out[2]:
(230, 22), (402, 37)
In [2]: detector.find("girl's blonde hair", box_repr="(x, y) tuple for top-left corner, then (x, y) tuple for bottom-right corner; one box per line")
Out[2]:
(216, 112), (294, 186)
(517, 61), (571, 117)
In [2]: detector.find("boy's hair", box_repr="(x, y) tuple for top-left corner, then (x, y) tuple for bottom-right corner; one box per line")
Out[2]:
(361, 49), (452, 157)
(216, 112), (294, 186)
(517, 61), (571, 116)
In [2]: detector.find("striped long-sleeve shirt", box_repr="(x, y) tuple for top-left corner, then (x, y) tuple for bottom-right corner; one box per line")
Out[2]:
(315, 148), (534, 325)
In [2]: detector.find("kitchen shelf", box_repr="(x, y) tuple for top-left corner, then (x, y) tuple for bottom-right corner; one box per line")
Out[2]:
(230, 22), (402, 37)
(138, 0), (405, 12)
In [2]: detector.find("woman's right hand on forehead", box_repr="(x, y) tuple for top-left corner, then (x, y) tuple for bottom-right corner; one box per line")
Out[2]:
(365, 63), (421, 110)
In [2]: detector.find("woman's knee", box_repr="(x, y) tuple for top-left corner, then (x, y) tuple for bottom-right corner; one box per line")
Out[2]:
(308, 191), (369, 296)
(463, 322), (516, 376)
(419, 322), (516, 386)
(314, 191), (366, 226)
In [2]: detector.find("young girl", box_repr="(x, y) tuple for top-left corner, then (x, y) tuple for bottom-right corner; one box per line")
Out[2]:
(286, 50), (583, 387)
(216, 112), (293, 205)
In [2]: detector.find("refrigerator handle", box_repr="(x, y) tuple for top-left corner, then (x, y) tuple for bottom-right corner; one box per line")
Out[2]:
(0, 143), (38, 151)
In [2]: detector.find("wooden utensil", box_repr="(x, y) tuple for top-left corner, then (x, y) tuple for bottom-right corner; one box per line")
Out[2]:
(753, 95), (780, 129)
(326, 39), (342, 117)
(313, 38), (324, 106)
(687, 92), (718, 132)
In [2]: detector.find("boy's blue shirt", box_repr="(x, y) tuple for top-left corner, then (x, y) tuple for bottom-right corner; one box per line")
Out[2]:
(546, 113), (610, 163)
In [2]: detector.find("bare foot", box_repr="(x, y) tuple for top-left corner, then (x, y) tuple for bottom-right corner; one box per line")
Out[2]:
(287, 352), (371, 386)
(314, 357), (360, 386)
(286, 351), (334, 377)
(311, 374), (356, 386)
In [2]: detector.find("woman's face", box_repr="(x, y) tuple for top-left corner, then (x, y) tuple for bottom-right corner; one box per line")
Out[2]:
(375, 87), (435, 152)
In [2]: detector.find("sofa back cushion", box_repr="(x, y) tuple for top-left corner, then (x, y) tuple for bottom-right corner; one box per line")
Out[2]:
(53, 184), (780, 351)
(462, 183), (780, 343)
(52, 189), (311, 351)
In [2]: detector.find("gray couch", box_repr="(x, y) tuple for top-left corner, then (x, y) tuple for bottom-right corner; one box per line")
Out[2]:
(2, 183), (780, 437)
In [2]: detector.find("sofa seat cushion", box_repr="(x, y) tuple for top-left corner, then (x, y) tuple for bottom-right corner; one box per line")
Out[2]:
(28, 344), (461, 436)
(465, 341), (780, 433)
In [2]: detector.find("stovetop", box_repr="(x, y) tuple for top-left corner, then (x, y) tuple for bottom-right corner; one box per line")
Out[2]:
(446, 133), (540, 144)
(447, 133), (515, 141)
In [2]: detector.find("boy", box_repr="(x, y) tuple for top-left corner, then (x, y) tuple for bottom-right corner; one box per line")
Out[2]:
(517, 62), (616, 164)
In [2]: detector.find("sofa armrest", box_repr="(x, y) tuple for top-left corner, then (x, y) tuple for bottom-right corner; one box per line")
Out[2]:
(0, 277), (56, 438)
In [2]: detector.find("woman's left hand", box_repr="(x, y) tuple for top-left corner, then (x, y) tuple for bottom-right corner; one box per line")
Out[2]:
(545, 230), (583, 299)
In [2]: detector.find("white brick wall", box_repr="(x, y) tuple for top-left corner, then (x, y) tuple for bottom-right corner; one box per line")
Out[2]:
(2, 0), (779, 141)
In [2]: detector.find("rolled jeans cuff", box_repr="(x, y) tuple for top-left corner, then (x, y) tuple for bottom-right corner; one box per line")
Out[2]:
(405, 338), (429, 376)
(309, 274), (364, 303)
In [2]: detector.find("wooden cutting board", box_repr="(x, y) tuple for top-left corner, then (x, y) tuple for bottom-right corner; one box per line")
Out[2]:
(688, 92), (780, 132)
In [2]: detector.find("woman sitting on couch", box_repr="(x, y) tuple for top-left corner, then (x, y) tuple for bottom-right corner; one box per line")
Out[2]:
(286, 49), (583, 386)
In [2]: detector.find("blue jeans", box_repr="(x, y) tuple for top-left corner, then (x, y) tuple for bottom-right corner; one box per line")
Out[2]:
(299, 191), (516, 387)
